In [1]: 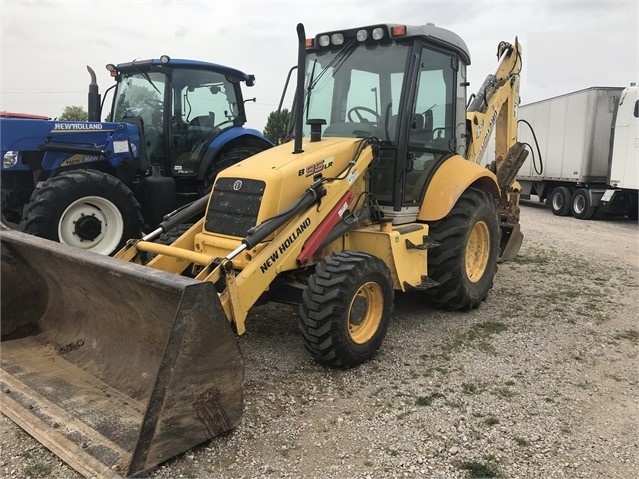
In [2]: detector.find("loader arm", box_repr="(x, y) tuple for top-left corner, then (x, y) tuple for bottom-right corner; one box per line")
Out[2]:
(465, 39), (527, 261)
(128, 140), (378, 335)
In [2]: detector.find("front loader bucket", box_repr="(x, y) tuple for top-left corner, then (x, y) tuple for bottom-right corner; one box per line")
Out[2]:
(0, 230), (244, 478)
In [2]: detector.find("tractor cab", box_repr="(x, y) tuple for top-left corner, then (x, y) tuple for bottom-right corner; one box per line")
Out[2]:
(107, 57), (253, 180)
(301, 24), (471, 223)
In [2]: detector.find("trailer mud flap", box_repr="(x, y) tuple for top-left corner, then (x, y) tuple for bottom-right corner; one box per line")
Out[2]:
(0, 230), (244, 478)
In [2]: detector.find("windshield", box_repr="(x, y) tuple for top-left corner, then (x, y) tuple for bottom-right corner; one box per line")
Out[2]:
(113, 71), (166, 127)
(303, 41), (411, 141)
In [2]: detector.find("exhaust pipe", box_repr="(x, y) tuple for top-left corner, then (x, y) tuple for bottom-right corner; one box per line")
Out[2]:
(292, 23), (306, 154)
(87, 65), (101, 122)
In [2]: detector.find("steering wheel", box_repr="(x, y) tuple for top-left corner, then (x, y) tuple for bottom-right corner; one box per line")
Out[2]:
(347, 106), (381, 123)
(144, 98), (163, 107)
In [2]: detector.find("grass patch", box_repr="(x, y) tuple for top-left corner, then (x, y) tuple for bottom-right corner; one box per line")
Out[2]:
(476, 321), (508, 334)
(514, 436), (529, 446)
(493, 386), (516, 398)
(462, 382), (481, 395)
(24, 462), (53, 478)
(484, 416), (500, 426)
(615, 329), (639, 345)
(438, 321), (508, 356)
(460, 460), (501, 478)
(512, 251), (552, 265)
(415, 392), (445, 406)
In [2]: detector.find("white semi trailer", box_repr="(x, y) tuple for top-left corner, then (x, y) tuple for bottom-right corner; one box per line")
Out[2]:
(516, 85), (638, 220)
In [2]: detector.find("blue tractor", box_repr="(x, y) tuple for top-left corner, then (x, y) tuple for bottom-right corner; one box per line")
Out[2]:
(1, 56), (273, 254)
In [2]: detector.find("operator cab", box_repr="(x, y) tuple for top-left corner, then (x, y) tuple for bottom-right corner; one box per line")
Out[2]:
(301, 24), (471, 223)
(109, 58), (250, 180)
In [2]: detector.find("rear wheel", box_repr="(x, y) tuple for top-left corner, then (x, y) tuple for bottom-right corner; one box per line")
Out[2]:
(202, 143), (270, 193)
(21, 169), (142, 255)
(548, 186), (572, 216)
(299, 251), (394, 368)
(424, 188), (499, 311)
(571, 188), (597, 220)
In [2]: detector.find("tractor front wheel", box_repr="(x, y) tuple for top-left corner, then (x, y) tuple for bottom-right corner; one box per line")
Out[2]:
(299, 251), (394, 368)
(21, 169), (142, 256)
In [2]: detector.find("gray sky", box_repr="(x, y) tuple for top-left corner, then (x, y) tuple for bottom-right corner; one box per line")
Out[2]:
(1, 0), (637, 131)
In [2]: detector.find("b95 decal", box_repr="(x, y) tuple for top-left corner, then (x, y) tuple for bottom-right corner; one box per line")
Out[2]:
(298, 159), (334, 177)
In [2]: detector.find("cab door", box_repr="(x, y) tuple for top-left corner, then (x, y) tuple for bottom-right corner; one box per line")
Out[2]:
(403, 45), (466, 205)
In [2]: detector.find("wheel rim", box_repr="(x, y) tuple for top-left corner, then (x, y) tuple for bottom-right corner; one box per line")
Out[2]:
(466, 220), (490, 283)
(573, 195), (585, 214)
(348, 281), (384, 344)
(58, 196), (124, 254)
(552, 193), (563, 211)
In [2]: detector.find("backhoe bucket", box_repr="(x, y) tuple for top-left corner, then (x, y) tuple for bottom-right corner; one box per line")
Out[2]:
(0, 230), (244, 478)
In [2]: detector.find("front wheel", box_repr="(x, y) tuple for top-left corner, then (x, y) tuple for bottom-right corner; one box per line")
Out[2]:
(299, 251), (394, 368)
(21, 170), (142, 255)
(424, 187), (500, 311)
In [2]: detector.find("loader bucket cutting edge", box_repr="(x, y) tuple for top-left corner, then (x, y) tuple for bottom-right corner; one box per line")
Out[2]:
(0, 230), (244, 478)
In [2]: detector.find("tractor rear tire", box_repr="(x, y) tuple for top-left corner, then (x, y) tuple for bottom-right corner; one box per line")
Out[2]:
(21, 169), (143, 256)
(548, 186), (572, 216)
(299, 251), (394, 368)
(424, 187), (499, 311)
(202, 143), (269, 193)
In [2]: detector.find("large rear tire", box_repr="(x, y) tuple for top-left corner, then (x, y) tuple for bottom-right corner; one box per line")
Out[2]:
(21, 169), (142, 255)
(424, 187), (499, 311)
(299, 251), (394, 368)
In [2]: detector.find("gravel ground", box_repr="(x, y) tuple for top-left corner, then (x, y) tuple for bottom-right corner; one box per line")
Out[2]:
(1, 201), (638, 479)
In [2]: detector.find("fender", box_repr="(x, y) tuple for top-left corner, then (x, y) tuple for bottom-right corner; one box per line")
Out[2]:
(209, 126), (273, 150)
(417, 155), (500, 221)
(197, 127), (274, 180)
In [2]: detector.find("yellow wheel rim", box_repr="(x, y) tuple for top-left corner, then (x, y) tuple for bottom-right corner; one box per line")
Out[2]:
(466, 220), (490, 283)
(348, 281), (384, 344)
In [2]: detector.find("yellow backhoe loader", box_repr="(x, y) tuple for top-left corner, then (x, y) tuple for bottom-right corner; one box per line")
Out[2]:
(1, 22), (526, 478)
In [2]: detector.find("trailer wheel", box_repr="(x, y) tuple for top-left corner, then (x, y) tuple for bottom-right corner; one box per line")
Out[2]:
(571, 188), (597, 220)
(21, 169), (142, 255)
(424, 187), (499, 311)
(548, 186), (572, 216)
(299, 251), (394, 368)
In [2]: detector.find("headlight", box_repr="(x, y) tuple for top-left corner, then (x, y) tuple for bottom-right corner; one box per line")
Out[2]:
(318, 35), (330, 47)
(331, 33), (344, 46)
(356, 29), (368, 42)
(3, 151), (18, 168)
(372, 27), (385, 40)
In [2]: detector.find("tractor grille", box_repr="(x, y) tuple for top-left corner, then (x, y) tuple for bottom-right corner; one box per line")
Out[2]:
(205, 178), (266, 237)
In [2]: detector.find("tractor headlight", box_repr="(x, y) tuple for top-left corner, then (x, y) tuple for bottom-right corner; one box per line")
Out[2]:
(3, 150), (18, 168)
(331, 33), (344, 46)
(356, 29), (368, 42)
(318, 34), (330, 47)
(372, 27), (385, 40)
